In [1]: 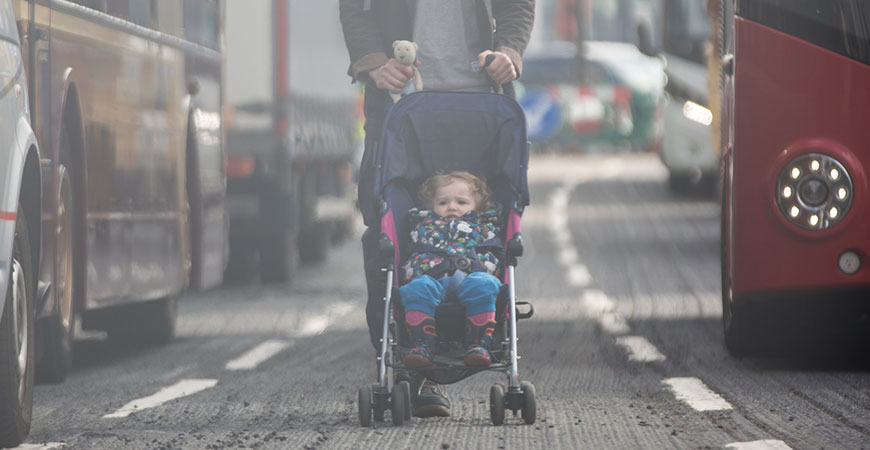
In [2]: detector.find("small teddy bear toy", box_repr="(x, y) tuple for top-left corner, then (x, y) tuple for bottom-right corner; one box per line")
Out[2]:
(390, 40), (423, 102)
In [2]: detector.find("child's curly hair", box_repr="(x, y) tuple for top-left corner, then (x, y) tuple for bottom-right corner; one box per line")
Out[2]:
(419, 171), (492, 212)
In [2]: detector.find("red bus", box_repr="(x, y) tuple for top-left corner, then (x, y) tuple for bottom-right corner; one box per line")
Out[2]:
(12, 0), (227, 381)
(720, 0), (870, 356)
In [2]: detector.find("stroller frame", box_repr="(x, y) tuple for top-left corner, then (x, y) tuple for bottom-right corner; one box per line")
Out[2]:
(357, 92), (537, 427)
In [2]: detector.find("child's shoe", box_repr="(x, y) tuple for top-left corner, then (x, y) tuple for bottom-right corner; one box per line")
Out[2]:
(404, 314), (436, 368)
(463, 317), (495, 367)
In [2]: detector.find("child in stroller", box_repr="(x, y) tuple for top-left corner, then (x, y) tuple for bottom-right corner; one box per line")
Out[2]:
(400, 171), (502, 368)
(357, 91), (536, 427)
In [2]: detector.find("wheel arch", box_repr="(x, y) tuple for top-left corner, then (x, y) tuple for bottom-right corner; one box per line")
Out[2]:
(20, 144), (40, 286)
(56, 77), (87, 311)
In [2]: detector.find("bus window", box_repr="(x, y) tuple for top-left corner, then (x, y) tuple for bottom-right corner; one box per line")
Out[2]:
(736, 0), (870, 66)
(71, 0), (107, 12)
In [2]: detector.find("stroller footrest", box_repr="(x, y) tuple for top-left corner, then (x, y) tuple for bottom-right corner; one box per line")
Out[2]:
(516, 301), (534, 320)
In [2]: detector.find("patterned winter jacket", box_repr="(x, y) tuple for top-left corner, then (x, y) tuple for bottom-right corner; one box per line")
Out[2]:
(402, 206), (502, 282)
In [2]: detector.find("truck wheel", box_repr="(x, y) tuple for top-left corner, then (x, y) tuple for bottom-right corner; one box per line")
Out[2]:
(298, 222), (328, 264)
(36, 165), (75, 383)
(330, 218), (353, 245)
(668, 172), (692, 193)
(260, 230), (298, 283)
(224, 239), (256, 284)
(0, 205), (35, 448)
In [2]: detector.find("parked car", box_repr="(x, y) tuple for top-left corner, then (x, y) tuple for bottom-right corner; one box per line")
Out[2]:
(518, 40), (664, 152)
(0, 0), (42, 446)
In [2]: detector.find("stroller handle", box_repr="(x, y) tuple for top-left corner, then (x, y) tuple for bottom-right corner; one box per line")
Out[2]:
(483, 54), (517, 99)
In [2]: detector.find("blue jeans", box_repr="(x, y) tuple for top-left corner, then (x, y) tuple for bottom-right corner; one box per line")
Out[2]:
(399, 272), (501, 317)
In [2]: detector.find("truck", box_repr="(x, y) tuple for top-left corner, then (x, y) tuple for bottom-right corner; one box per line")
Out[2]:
(224, 0), (359, 282)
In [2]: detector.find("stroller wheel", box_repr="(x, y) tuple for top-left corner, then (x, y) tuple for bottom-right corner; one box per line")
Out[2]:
(391, 383), (408, 426)
(373, 384), (386, 422)
(520, 381), (537, 425)
(358, 385), (372, 427)
(490, 384), (505, 425)
(399, 380), (412, 421)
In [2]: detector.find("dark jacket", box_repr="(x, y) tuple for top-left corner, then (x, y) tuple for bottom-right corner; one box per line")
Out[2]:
(340, 0), (535, 135)
(402, 207), (502, 282)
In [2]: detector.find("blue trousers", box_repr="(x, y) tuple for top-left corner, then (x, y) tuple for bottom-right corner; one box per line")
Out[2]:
(399, 272), (501, 317)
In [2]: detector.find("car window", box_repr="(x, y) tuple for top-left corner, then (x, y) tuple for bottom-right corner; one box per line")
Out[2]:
(522, 57), (577, 85)
(0, 39), (21, 101)
(0, 0), (16, 42)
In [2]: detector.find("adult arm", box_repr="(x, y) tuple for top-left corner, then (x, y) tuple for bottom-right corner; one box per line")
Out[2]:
(492, 0), (536, 78)
(339, 0), (389, 83)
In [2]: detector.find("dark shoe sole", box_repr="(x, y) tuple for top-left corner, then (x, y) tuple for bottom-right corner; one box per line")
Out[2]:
(412, 403), (451, 418)
(463, 353), (491, 367)
(403, 354), (434, 368)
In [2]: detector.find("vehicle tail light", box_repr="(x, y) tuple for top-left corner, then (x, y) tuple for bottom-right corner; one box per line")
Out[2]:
(775, 153), (852, 230)
(227, 155), (255, 179)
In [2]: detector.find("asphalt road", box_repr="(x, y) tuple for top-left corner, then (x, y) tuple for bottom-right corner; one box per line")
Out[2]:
(11, 153), (870, 450)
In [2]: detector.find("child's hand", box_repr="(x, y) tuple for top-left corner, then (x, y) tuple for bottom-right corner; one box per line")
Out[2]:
(477, 50), (517, 86)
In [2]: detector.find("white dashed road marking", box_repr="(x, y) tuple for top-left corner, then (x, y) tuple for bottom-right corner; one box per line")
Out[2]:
(295, 301), (354, 337)
(104, 378), (219, 418)
(545, 161), (784, 447)
(10, 444), (66, 449)
(557, 247), (579, 265)
(226, 339), (292, 371)
(725, 440), (794, 450)
(597, 312), (630, 335)
(615, 336), (666, 362)
(663, 377), (733, 412)
(567, 264), (592, 287)
(579, 289), (614, 314)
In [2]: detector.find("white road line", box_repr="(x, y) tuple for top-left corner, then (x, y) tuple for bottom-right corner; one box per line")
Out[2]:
(615, 336), (666, 362)
(580, 289), (615, 314)
(567, 264), (592, 287)
(297, 315), (330, 337)
(598, 312), (630, 335)
(550, 211), (568, 231)
(580, 289), (630, 335)
(103, 378), (218, 418)
(11, 444), (66, 449)
(558, 247), (579, 265)
(663, 377), (733, 412)
(294, 302), (355, 337)
(225, 339), (292, 371)
(726, 440), (793, 450)
(553, 228), (572, 246)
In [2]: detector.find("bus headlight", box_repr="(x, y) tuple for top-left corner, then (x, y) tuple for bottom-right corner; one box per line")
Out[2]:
(775, 154), (852, 230)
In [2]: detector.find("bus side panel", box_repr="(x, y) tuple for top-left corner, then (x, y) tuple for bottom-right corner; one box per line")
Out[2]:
(731, 18), (870, 296)
(48, 9), (188, 307)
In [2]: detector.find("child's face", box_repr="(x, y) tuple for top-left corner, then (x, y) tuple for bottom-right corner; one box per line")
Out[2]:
(432, 180), (477, 219)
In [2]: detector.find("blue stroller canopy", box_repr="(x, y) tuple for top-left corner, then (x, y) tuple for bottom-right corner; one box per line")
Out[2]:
(375, 91), (530, 208)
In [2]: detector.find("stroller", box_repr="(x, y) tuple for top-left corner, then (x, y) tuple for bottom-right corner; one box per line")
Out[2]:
(357, 91), (535, 426)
